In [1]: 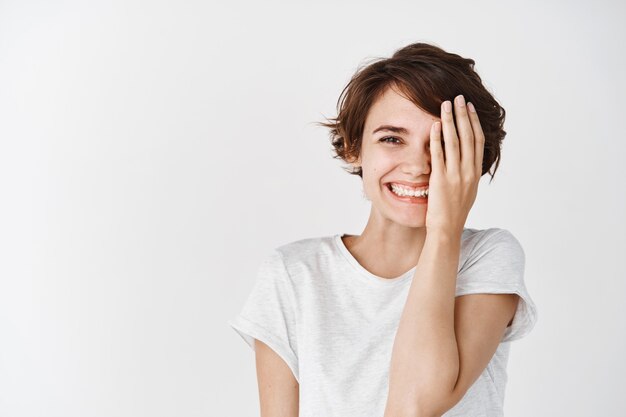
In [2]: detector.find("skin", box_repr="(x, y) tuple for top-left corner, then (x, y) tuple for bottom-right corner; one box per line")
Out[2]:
(342, 83), (442, 276)
(255, 339), (299, 417)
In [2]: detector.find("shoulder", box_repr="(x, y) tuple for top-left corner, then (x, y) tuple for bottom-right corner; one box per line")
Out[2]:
(462, 227), (524, 258)
(458, 227), (526, 287)
(269, 234), (337, 274)
(275, 235), (332, 258)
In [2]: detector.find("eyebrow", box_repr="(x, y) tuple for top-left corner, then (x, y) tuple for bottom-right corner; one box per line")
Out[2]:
(372, 125), (410, 135)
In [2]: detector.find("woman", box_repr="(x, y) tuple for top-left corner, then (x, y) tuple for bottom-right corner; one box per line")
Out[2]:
(228, 42), (538, 417)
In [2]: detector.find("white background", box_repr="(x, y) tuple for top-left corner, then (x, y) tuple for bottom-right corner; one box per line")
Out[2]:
(1, 0), (624, 416)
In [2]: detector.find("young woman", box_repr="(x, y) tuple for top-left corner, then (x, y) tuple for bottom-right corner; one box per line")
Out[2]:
(228, 42), (538, 417)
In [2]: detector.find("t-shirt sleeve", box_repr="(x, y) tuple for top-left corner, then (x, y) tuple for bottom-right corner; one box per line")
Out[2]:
(227, 249), (299, 381)
(456, 228), (538, 343)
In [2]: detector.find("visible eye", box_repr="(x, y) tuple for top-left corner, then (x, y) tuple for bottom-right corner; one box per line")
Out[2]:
(379, 136), (402, 145)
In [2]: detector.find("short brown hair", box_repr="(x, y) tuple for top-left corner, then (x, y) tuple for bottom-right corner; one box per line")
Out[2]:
(317, 42), (507, 183)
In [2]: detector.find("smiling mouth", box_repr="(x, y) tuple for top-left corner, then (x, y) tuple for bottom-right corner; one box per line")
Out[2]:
(386, 182), (429, 192)
(386, 183), (429, 200)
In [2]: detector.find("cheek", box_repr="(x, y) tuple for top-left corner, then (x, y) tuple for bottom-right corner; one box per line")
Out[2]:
(363, 149), (396, 167)
(360, 149), (399, 184)
(368, 158), (397, 178)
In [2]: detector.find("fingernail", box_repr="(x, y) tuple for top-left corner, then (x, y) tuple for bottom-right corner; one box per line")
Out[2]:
(455, 95), (465, 107)
(467, 102), (476, 113)
(443, 101), (452, 113)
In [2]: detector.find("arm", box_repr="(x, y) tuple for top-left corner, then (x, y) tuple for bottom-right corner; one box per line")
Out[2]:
(255, 339), (299, 417)
(383, 97), (520, 417)
(382, 231), (519, 417)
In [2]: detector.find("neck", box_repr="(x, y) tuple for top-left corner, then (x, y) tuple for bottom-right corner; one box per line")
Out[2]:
(344, 208), (429, 279)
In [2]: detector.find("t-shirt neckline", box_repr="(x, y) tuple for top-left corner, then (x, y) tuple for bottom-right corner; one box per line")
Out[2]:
(333, 233), (416, 286)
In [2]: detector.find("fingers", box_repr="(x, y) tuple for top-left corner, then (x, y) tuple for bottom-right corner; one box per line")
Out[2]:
(440, 95), (485, 179)
(430, 121), (444, 174)
(466, 102), (486, 175)
(440, 100), (460, 175)
(452, 95), (476, 176)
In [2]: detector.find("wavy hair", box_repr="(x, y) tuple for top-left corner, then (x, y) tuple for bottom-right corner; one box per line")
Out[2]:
(316, 42), (507, 183)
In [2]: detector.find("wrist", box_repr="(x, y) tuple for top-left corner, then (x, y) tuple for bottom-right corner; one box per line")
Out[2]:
(426, 227), (464, 242)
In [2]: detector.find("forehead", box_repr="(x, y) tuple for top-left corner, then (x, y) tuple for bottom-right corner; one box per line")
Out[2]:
(365, 85), (438, 130)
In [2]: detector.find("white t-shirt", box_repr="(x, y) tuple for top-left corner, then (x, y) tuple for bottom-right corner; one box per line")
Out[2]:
(228, 227), (538, 417)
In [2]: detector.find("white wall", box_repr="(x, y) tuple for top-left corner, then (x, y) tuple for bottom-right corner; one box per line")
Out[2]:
(0, 0), (624, 416)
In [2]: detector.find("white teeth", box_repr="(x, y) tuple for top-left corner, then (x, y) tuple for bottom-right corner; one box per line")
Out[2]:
(390, 184), (429, 198)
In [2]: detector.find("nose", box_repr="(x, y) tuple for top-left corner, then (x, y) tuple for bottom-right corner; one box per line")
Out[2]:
(400, 143), (431, 177)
